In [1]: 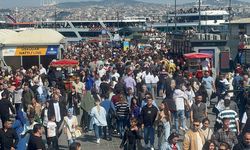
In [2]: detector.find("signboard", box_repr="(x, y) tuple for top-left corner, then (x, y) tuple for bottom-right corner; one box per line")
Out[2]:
(2, 46), (58, 56)
(123, 41), (129, 51)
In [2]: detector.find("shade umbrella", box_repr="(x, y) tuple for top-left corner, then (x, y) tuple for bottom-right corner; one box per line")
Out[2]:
(183, 53), (213, 59)
(49, 59), (79, 67)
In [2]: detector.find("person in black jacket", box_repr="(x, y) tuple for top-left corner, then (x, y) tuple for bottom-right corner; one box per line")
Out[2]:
(48, 94), (66, 137)
(233, 131), (250, 150)
(68, 86), (81, 116)
(120, 118), (142, 150)
(0, 91), (15, 127)
(0, 119), (19, 150)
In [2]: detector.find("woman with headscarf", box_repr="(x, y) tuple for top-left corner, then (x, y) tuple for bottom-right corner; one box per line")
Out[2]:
(12, 110), (30, 150)
(63, 108), (78, 146)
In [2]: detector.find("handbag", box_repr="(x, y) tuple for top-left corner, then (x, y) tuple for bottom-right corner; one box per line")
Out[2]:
(73, 127), (82, 138)
(65, 117), (82, 138)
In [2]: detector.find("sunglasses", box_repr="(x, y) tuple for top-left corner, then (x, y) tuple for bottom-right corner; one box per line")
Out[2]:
(193, 124), (200, 127)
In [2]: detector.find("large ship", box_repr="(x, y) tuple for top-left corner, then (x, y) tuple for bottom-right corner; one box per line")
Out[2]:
(150, 4), (229, 33)
(0, 17), (147, 41)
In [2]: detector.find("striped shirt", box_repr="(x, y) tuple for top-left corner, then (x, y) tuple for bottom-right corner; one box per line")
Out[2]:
(115, 102), (129, 117)
(217, 109), (239, 132)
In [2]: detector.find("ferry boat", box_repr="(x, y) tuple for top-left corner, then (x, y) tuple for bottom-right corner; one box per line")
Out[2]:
(150, 4), (229, 33)
(0, 18), (147, 41)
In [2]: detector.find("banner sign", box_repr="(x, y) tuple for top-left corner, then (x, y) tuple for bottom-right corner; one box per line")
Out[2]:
(123, 41), (129, 51)
(2, 46), (58, 56)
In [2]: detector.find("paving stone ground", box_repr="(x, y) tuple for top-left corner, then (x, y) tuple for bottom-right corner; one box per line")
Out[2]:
(57, 97), (218, 150)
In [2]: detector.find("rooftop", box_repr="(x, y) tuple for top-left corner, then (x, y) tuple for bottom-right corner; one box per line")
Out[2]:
(0, 29), (65, 46)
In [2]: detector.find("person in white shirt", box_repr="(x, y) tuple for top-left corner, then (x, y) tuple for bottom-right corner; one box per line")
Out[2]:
(184, 83), (195, 122)
(98, 65), (106, 78)
(143, 70), (154, 93)
(90, 95), (107, 144)
(47, 115), (58, 150)
(201, 58), (210, 71)
(13, 83), (23, 111)
(39, 64), (47, 75)
(63, 108), (78, 146)
(72, 77), (85, 95)
(173, 83), (188, 133)
(111, 68), (120, 82)
(241, 112), (248, 132)
(151, 72), (159, 99)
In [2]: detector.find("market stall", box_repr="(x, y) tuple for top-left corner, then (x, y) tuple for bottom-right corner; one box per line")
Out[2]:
(49, 59), (79, 90)
(184, 52), (213, 78)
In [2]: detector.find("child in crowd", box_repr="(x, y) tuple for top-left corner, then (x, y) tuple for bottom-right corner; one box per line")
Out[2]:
(47, 115), (59, 150)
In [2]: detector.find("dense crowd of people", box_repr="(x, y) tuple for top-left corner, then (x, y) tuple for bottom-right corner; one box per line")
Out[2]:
(0, 39), (249, 150)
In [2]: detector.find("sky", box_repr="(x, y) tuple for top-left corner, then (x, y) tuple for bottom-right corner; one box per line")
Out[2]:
(0, 0), (249, 8)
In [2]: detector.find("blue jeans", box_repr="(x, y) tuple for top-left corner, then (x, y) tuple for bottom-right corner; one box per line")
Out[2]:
(117, 116), (128, 138)
(93, 124), (104, 139)
(68, 139), (75, 146)
(146, 83), (152, 93)
(144, 126), (155, 147)
(158, 121), (170, 150)
(206, 89), (213, 107)
(157, 82), (165, 96)
(174, 110), (186, 133)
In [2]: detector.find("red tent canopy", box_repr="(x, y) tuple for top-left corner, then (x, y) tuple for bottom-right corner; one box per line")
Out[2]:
(50, 59), (79, 67)
(183, 53), (213, 59)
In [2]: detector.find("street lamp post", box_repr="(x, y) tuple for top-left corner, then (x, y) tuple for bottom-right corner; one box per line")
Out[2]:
(198, 0), (201, 33)
(174, 0), (177, 32)
(54, 7), (57, 30)
(117, 11), (120, 35)
(228, 0), (232, 36)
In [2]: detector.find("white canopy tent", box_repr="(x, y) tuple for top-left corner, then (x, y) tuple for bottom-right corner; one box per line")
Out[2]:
(0, 29), (65, 69)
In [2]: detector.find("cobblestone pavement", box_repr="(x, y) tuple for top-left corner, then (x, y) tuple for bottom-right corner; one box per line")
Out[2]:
(57, 97), (217, 150)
